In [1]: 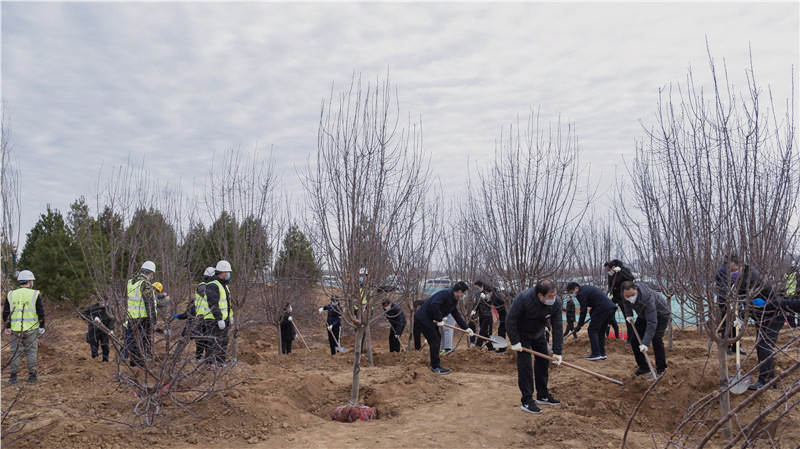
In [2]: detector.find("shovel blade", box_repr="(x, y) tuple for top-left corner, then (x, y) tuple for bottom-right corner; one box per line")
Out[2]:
(729, 374), (750, 394)
(490, 336), (508, 349)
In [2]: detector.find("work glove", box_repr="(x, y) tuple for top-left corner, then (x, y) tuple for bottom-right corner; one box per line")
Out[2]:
(553, 354), (562, 366)
(327, 325), (333, 331)
(229, 316), (234, 325)
(613, 266), (621, 273)
(480, 293), (486, 299)
(607, 293), (613, 300)
(470, 310), (476, 317)
(751, 298), (766, 307)
(626, 317), (634, 324)
(218, 320), (226, 330)
(288, 316), (293, 322)
(510, 342), (523, 352)
(436, 321), (445, 327)
(38, 328), (45, 335)
(639, 344), (648, 353)
(93, 316), (101, 324)
(173, 313), (180, 319)
(733, 317), (743, 329)
(467, 328), (475, 337)
(318, 307), (324, 314)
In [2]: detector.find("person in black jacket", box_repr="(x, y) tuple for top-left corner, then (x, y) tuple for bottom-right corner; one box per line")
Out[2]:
(492, 287), (508, 353)
(413, 281), (473, 374)
(621, 281), (671, 377)
(280, 303), (296, 354)
(475, 285), (495, 350)
(204, 260), (234, 366)
(507, 280), (563, 414)
(319, 297), (344, 355)
(605, 260), (635, 342)
(567, 282), (617, 360)
(83, 299), (114, 362)
(562, 289), (577, 340)
(411, 299), (425, 350)
(382, 299), (407, 352)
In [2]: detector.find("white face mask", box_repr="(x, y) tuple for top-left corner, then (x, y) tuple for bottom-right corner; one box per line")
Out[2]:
(626, 295), (637, 304)
(607, 270), (615, 276)
(288, 306), (293, 313)
(384, 305), (390, 311)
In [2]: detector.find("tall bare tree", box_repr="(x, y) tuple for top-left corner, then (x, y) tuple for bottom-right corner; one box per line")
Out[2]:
(303, 71), (432, 405)
(1, 104), (21, 288)
(468, 109), (595, 293)
(618, 46), (798, 443)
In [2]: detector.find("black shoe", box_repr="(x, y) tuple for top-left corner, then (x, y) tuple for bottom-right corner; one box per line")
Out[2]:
(747, 380), (777, 390)
(8, 373), (17, 384)
(634, 368), (650, 377)
(27, 373), (38, 383)
(495, 348), (507, 354)
(657, 368), (666, 376)
(431, 366), (451, 375)
(520, 402), (542, 414)
(585, 354), (604, 361)
(102, 358), (109, 362)
(535, 394), (561, 406)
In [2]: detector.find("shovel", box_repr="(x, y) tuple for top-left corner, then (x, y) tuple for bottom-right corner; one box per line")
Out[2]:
(729, 321), (749, 394)
(628, 320), (658, 380)
(327, 326), (348, 353)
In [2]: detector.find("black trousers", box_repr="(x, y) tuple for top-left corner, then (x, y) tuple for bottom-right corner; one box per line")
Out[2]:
(280, 325), (293, 354)
(588, 308), (615, 356)
(327, 323), (341, 355)
(755, 317), (784, 383)
(87, 330), (109, 361)
(194, 320), (212, 361)
(126, 318), (153, 368)
(516, 334), (552, 404)
(496, 309), (507, 339)
(420, 324), (443, 369)
(477, 316), (494, 349)
(413, 319), (423, 350)
(208, 322), (230, 364)
(630, 316), (668, 372)
(389, 323), (405, 352)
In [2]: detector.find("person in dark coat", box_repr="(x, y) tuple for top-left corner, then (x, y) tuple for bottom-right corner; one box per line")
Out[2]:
(280, 303), (296, 354)
(568, 282), (617, 360)
(83, 299), (114, 362)
(605, 259), (635, 342)
(319, 297), (344, 355)
(506, 280), (563, 414)
(621, 281), (671, 377)
(475, 285), (495, 350)
(413, 281), (473, 375)
(382, 299), (407, 352)
(492, 287), (508, 353)
(562, 289), (577, 340)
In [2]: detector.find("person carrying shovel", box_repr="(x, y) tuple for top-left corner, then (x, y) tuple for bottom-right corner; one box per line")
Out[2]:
(381, 299), (407, 353)
(414, 281), (473, 375)
(319, 296), (345, 355)
(621, 281), (671, 378)
(506, 280), (563, 414)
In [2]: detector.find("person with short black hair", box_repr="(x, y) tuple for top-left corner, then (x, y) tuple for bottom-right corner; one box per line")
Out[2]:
(492, 287), (509, 353)
(566, 282), (617, 360)
(604, 260), (635, 342)
(506, 280), (563, 414)
(382, 299), (407, 352)
(320, 297), (344, 355)
(414, 281), (473, 374)
(411, 299), (425, 350)
(475, 285), (495, 350)
(621, 281), (670, 377)
(280, 303), (296, 354)
(83, 298), (114, 362)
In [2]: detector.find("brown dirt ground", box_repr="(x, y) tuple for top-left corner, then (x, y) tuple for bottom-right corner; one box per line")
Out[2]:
(2, 300), (799, 449)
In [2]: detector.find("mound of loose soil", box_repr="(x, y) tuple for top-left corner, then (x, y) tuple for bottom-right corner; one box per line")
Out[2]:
(2, 301), (798, 448)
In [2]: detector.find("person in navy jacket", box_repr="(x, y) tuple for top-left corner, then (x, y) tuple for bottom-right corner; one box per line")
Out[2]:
(413, 281), (473, 374)
(319, 297), (344, 355)
(567, 282), (617, 360)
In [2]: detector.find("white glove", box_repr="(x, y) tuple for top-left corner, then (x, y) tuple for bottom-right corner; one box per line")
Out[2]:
(318, 307), (324, 314)
(480, 293), (486, 299)
(467, 328), (475, 337)
(470, 310), (476, 316)
(436, 321), (445, 327)
(639, 344), (648, 353)
(38, 328), (45, 335)
(218, 320), (226, 330)
(327, 325), (333, 331)
(613, 266), (621, 273)
(733, 317), (743, 329)
(553, 354), (562, 365)
(229, 316), (234, 325)
(626, 317), (634, 324)
(510, 342), (523, 352)
(288, 316), (293, 322)
(607, 293), (613, 299)
(94, 316), (101, 323)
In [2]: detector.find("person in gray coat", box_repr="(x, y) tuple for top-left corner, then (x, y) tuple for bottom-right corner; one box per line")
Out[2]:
(621, 281), (671, 377)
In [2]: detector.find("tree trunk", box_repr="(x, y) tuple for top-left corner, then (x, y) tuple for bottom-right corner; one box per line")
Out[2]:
(230, 324), (238, 362)
(365, 324), (374, 367)
(716, 343), (732, 439)
(667, 295), (674, 351)
(349, 326), (364, 405)
(276, 324), (282, 355)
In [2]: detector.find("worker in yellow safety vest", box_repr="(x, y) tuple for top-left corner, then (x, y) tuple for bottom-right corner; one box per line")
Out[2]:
(203, 260), (234, 366)
(3, 270), (46, 384)
(126, 261), (158, 368)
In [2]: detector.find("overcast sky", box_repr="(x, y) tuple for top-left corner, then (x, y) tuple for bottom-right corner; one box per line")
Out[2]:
(2, 1), (798, 251)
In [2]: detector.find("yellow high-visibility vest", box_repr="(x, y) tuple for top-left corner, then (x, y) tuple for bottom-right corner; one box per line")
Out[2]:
(207, 280), (230, 320)
(8, 288), (40, 332)
(127, 279), (155, 319)
(195, 281), (212, 319)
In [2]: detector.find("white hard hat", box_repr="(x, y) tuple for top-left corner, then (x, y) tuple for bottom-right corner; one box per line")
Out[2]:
(17, 270), (35, 282)
(141, 261), (156, 273)
(203, 267), (216, 277)
(359, 267), (368, 276)
(215, 260), (232, 272)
